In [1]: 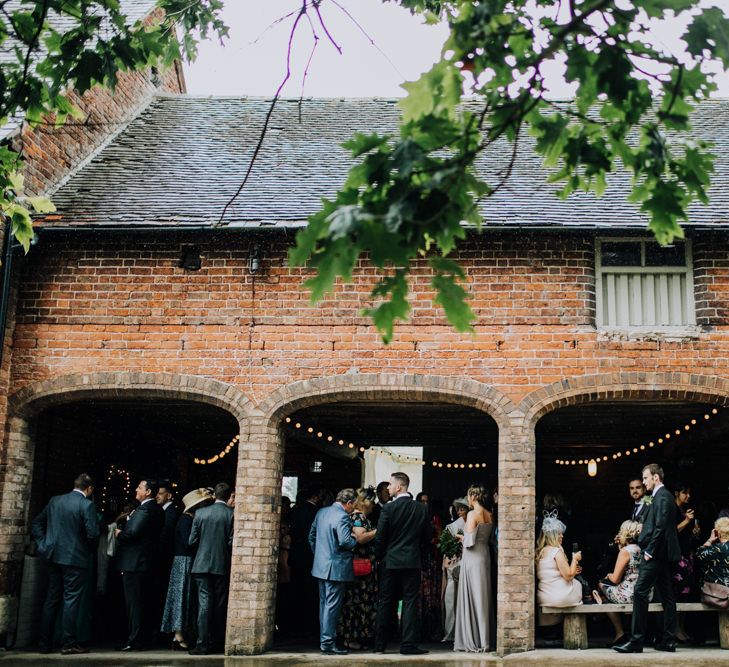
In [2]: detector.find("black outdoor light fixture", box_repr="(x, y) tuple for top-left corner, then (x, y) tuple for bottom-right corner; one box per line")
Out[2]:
(180, 246), (202, 271)
(248, 244), (261, 274)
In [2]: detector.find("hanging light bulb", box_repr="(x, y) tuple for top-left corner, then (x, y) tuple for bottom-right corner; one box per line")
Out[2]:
(588, 459), (598, 478)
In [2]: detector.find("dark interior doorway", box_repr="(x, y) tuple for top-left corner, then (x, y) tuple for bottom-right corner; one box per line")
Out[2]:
(21, 398), (239, 649)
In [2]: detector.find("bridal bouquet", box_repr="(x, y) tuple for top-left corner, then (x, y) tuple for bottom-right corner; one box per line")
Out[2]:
(438, 529), (463, 558)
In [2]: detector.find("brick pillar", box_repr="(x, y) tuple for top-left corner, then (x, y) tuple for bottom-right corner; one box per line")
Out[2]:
(0, 417), (33, 598)
(496, 411), (535, 655)
(226, 414), (282, 655)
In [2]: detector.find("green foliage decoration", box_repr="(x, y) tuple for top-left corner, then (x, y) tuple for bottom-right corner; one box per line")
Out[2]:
(290, 0), (729, 341)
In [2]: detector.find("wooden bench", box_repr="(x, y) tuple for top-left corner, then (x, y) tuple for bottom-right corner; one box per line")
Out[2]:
(541, 602), (729, 650)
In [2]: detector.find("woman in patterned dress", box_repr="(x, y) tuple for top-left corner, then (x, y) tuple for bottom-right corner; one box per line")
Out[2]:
(338, 488), (377, 650)
(697, 517), (729, 587)
(594, 520), (642, 646)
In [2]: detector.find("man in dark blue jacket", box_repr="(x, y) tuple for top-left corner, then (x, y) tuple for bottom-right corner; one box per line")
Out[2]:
(32, 473), (99, 655)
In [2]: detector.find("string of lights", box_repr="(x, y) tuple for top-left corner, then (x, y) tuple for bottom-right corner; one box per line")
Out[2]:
(554, 407), (721, 475)
(193, 434), (240, 465)
(101, 464), (130, 511)
(283, 417), (489, 470)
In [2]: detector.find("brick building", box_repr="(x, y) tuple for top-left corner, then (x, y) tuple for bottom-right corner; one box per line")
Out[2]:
(2, 8), (729, 654)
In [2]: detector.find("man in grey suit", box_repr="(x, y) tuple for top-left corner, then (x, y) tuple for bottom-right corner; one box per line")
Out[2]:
(32, 473), (99, 655)
(308, 488), (358, 655)
(189, 482), (234, 655)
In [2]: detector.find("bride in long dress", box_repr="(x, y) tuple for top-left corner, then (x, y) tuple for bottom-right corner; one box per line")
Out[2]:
(454, 484), (494, 652)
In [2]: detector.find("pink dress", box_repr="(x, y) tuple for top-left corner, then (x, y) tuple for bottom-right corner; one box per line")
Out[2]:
(536, 546), (582, 625)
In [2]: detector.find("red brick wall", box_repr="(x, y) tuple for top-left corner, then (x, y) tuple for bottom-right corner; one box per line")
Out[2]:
(10, 230), (729, 404)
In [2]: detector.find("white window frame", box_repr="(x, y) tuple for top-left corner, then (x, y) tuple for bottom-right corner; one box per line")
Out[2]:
(595, 237), (696, 330)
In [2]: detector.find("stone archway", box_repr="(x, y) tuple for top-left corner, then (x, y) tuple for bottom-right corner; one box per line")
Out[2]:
(0, 371), (257, 649)
(226, 374), (531, 655)
(518, 371), (729, 650)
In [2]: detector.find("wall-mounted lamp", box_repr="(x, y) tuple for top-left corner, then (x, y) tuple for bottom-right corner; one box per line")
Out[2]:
(180, 246), (202, 271)
(587, 459), (597, 478)
(249, 244), (261, 274)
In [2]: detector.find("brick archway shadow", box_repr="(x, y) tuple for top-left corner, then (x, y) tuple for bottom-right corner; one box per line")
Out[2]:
(0, 372), (256, 621)
(519, 371), (729, 426)
(8, 371), (258, 422)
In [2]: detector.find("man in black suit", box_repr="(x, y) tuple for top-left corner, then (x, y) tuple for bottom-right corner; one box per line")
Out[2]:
(614, 464), (681, 654)
(189, 481), (234, 655)
(288, 486), (320, 637)
(115, 478), (165, 651)
(155, 481), (179, 629)
(32, 473), (99, 655)
(629, 478), (648, 523)
(374, 472), (430, 655)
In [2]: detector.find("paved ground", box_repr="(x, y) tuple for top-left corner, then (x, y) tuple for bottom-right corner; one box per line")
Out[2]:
(0, 647), (727, 666)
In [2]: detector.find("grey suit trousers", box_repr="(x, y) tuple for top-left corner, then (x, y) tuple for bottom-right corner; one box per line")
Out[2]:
(317, 579), (347, 650)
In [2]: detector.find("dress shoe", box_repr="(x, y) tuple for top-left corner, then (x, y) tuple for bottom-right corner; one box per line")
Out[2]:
(61, 644), (89, 655)
(373, 645), (386, 653)
(400, 646), (429, 655)
(38, 646), (52, 655)
(613, 640), (643, 653)
(608, 634), (628, 648)
(321, 647), (348, 655)
(655, 642), (677, 652)
(189, 645), (212, 655)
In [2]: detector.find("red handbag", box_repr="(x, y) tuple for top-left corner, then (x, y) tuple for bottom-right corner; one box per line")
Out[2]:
(353, 557), (372, 577)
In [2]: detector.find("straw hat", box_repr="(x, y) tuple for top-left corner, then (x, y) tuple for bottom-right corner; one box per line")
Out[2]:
(183, 488), (213, 513)
(453, 497), (470, 509)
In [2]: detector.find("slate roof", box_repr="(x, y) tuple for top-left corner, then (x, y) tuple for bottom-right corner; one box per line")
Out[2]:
(42, 95), (729, 230)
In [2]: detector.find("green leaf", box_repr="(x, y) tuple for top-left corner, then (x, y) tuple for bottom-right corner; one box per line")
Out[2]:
(431, 271), (474, 333)
(362, 271), (411, 344)
(399, 60), (462, 122)
(342, 132), (390, 158)
(26, 196), (56, 213)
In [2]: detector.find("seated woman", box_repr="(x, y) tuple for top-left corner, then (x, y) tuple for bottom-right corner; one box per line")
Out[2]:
(536, 512), (583, 628)
(696, 516), (729, 588)
(593, 520), (642, 646)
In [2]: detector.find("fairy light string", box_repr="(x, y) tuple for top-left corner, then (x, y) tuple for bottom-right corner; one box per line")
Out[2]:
(101, 464), (131, 511)
(553, 407), (721, 474)
(282, 416), (488, 470)
(193, 434), (240, 465)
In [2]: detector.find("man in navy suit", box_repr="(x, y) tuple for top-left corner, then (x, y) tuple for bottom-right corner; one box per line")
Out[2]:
(115, 478), (165, 651)
(308, 488), (358, 655)
(32, 473), (99, 655)
(374, 472), (430, 655)
(614, 464), (681, 654)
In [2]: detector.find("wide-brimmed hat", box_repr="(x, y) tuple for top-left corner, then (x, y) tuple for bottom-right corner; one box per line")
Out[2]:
(183, 488), (214, 513)
(453, 497), (470, 509)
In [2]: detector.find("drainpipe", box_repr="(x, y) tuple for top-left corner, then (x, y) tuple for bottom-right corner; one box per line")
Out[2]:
(0, 220), (16, 367)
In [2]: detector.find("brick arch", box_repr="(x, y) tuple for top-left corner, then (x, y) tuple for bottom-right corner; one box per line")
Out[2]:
(258, 373), (518, 429)
(519, 371), (729, 427)
(8, 371), (258, 422)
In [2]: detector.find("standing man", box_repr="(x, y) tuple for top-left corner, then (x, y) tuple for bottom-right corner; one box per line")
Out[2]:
(308, 488), (358, 655)
(629, 478), (648, 523)
(156, 481), (179, 636)
(614, 464), (681, 654)
(374, 472), (430, 656)
(370, 481), (391, 527)
(115, 478), (165, 651)
(32, 473), (99, 655)
(189, 482), (234, 655)
(288, 486), (320, 638)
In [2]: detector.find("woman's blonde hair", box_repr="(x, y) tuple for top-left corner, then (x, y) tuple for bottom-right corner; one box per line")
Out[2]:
(715, 516), (729, 541)
(616, 520), (642, 547)
(535, 525), (564, 564)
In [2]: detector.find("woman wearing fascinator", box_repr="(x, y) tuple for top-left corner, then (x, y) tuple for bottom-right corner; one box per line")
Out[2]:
(536, 510), (583, 628)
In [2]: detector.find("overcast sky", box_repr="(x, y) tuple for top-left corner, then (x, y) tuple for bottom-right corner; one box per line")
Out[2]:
(184, 1), (729, 98)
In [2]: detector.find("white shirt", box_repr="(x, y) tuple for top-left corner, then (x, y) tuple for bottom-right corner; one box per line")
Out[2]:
(652, 483), (664, 497)
(163, 501), (172, 510)
(215, 499), (227, 505)
(394, 492), (411, 500)
(140, 498), (153, 506)
(72, 488), (86, 497)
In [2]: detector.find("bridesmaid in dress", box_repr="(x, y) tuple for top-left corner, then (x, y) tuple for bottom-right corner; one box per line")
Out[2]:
(454, 484), (494, 653)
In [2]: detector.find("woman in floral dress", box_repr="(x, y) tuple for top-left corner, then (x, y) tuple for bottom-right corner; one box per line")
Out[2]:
(338, 489), (377, 650)
(595, 520), (642, 646)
